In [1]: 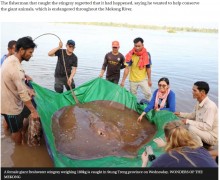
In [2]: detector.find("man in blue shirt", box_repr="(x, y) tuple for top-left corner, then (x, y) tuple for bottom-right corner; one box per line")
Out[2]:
(1, 40), (16, 65)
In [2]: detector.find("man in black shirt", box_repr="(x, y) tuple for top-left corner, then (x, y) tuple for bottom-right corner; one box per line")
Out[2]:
(99, 41), (125, 84)
(48, 39), (77, 93)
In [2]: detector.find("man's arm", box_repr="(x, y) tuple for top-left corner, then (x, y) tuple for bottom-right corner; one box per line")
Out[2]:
(174, 104), (196, 120)
(120, 55), (125, 69)
(13, 71), (39, 120)
(120, 66), (129, 87)
(99, 69), (105, 78)
(48, 41), (63, 56)
(146, 52), (152, 87)
(175, 106), (196, 126)
(25, 84), (35, 97)
(67, 67), (77, 87)
(179, 111), (196, 120)
(24, 100), (39, 120)
(186, 106), (217, 131)
(146, 67), (152, 87)
(99, 55), (108, 77)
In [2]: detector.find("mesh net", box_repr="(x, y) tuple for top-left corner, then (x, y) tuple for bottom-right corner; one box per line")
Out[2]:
(31, 78), (178, 167)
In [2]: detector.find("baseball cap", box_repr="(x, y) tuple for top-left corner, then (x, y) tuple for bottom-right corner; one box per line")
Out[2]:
(67, 39), (75, 46)
(112, 41), (120, 48)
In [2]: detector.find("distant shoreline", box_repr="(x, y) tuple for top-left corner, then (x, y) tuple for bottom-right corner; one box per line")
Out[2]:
(61, 22), (218, 34)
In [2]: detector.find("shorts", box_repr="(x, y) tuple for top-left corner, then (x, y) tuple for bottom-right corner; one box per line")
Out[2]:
(2, 106), (31, 133)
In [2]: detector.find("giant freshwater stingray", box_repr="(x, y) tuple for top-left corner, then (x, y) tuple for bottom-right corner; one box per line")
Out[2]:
(52, 100), (157, 160)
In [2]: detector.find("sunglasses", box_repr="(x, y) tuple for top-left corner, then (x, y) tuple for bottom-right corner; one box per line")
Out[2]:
(112, 47), (118, 49)
(158, 84), (167, 88)
(68, 45), (74, 48)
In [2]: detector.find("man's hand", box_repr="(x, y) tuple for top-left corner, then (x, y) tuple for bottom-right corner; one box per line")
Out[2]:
(67, 78), (72, 87)
(25, 74), (32, 81)
(59, 41), (63, 49)
(148, 79), (152, 87)
(27, 88), (35, 98)
(182, 119), (187, 124)
(30, 110), (40, 121)
(174, 112), (180, 116)
(120, 81), (125, 87)
(120, 66), (129, 87)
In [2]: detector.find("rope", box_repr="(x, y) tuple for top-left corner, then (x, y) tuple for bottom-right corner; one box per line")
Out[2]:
(34, 33), (61, 41)
(34, 33), (79, 104)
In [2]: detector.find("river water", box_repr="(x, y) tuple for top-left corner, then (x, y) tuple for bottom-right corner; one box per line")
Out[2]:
(0, 22), (218, 167)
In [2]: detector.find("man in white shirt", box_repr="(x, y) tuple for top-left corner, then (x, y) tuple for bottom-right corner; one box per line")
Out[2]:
(1, 36), (40, 144)
(174, 81), (218, 146)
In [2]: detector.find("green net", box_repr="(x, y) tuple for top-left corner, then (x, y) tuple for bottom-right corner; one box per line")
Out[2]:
(31, 78), (178, 167)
